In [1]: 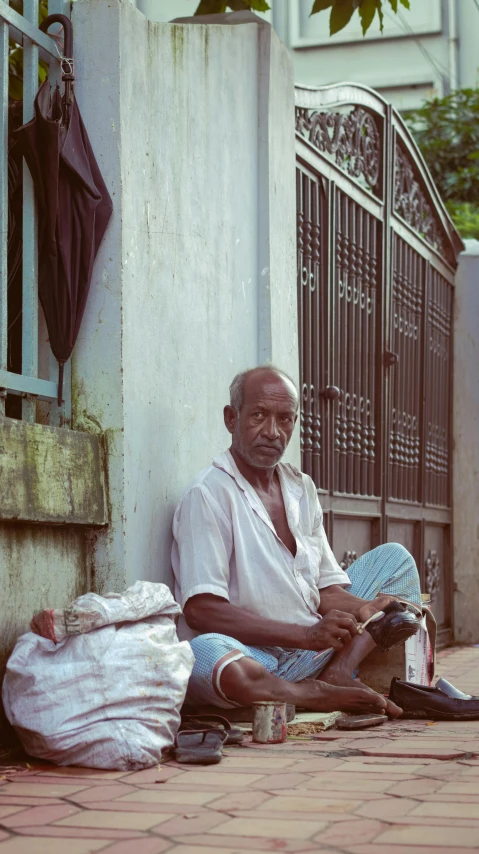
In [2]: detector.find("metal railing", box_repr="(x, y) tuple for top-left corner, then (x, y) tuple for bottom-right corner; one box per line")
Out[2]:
(0, 0), (70, 425)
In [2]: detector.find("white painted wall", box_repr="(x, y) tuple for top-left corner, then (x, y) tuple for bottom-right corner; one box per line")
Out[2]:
(453, 241), (479, 644)
(72, 0), (298, 592)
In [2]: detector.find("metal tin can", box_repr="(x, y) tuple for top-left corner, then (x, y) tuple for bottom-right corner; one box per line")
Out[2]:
(252, 701), (287, 744)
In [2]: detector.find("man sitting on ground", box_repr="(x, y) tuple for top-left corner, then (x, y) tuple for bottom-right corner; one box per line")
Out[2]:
(172, 366), (422, 716)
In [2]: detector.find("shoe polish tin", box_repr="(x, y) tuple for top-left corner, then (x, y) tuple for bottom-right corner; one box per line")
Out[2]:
(252, 701), (287, 743)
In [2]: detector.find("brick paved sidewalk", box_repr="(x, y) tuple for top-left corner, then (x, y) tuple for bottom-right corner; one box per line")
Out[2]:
(1, 645), (478, 854)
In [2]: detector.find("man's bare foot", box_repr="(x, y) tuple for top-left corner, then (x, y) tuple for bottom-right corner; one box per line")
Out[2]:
(219, 655), (400, 718)
(301, 679), (389, 715)
(319, 666), (402, 718)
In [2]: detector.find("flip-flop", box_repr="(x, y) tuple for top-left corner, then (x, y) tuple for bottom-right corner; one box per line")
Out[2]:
(336, 713), (386, 730)
(180, 713), (244, 745)
(174, 729), (228, 765)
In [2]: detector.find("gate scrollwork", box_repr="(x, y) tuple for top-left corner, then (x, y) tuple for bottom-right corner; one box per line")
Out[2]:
(340, 550), (358, 570)
(295, 107), (381, 193)
(394, 145), (450, 260)
(425, 549), (441, 602)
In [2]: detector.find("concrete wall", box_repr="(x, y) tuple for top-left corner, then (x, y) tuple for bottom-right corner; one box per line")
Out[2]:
(453, 240), (479, 644)
(72, 0), (299, 593)
(0, 525), (88, 677)
(0, 420), (106, 710)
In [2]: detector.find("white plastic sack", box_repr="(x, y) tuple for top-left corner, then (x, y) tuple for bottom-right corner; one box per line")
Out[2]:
(2, 581), (195, 770)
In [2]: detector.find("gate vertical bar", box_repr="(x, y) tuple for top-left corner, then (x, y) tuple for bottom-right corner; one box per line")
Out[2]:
(21, 0), (39, 423)
(303, 173), (313, 478)
(368, 217), (377, 497)
(329, 180), (338, 497)
(337, 191), (347, 493)
(0, 12), (8, 416)
(360, 209), (368, 496)
(311, 177), (321, 488)
(323, 177), (332, 494)
(297, 168), (304, 468)
(354, 204), (362, 493)
(345, 194), (354, 495)
(446, 282), (453, 508)
(48, 0), (69, 13)
(398, 239), (405, 501)
(380, 107), (394, 538)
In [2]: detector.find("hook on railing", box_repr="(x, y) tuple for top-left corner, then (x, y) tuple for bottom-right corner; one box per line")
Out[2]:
(39, 13), (73, 63)
(39, 14), (74, 128)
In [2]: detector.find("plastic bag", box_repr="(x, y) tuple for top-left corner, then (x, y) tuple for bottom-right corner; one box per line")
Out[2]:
(2, 581), (194, 770)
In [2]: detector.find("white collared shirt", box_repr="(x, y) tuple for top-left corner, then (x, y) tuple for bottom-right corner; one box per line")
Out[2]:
(172, 450), (350, 641)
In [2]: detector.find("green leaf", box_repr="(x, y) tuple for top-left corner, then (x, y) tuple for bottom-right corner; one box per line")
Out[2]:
(194, 0), (228, 14)
(405, 87), (479, 206)
(39, 0), (49, 24)
(359, 0), (377, 35)
(247, 0), (271, 10)
(8, 76), (23, 100)
(388, 0), (409, 11)
(310, 0), (334, 15)
(377, 0), (384, 31)
(330, 0), (356, 35)
(447, 202), (479, 239)
(227, 0), (270, 10)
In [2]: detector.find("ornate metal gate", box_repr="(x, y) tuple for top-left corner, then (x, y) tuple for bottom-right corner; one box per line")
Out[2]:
(295, 84), (462, 647)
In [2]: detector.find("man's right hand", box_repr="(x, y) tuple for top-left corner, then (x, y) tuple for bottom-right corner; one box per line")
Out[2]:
(303, 610), (360, 651)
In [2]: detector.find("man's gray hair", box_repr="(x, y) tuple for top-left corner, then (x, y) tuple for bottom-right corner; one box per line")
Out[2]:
(229, 365), (299, 412)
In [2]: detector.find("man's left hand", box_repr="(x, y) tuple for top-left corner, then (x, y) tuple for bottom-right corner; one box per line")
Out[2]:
(357, 594), (398, 624)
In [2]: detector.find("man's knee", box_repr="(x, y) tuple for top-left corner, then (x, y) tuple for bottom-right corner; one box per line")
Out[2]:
(377, 542), (416, 569)
(220, 657), (269, 704)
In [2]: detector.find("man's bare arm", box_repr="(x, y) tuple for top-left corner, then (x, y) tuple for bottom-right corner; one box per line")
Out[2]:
(184, 593), (359, 651)
(318, 585), (398, 622)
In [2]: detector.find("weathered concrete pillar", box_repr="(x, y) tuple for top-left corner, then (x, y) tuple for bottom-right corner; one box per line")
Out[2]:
(71, 0), (298, 592)
(453, 239), (479, 643)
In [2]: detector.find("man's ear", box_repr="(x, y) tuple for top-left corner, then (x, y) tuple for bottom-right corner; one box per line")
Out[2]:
(224, 405), (237, 436)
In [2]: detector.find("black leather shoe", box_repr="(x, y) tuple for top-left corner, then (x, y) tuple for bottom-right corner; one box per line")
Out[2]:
(365, 601), (421, 651)
(389, 677), (479, 720)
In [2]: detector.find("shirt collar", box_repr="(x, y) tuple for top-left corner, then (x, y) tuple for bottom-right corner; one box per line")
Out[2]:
(212, 450), (271, 528)
(212, 449), (304, 511)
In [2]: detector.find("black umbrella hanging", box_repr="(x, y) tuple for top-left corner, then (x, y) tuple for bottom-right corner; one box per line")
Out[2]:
(15, 15), (113, 405)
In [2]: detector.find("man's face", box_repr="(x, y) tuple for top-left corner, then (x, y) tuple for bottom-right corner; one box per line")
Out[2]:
(225, 371), (298, 469)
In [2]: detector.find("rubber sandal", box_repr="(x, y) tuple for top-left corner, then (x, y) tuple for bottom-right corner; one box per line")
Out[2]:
(180, 703), (296, 723)
(180, 713), (244, 745)
(174, 729), (228, 765)
(336, 713), (386, 730)
(365, 601), (421, 651)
